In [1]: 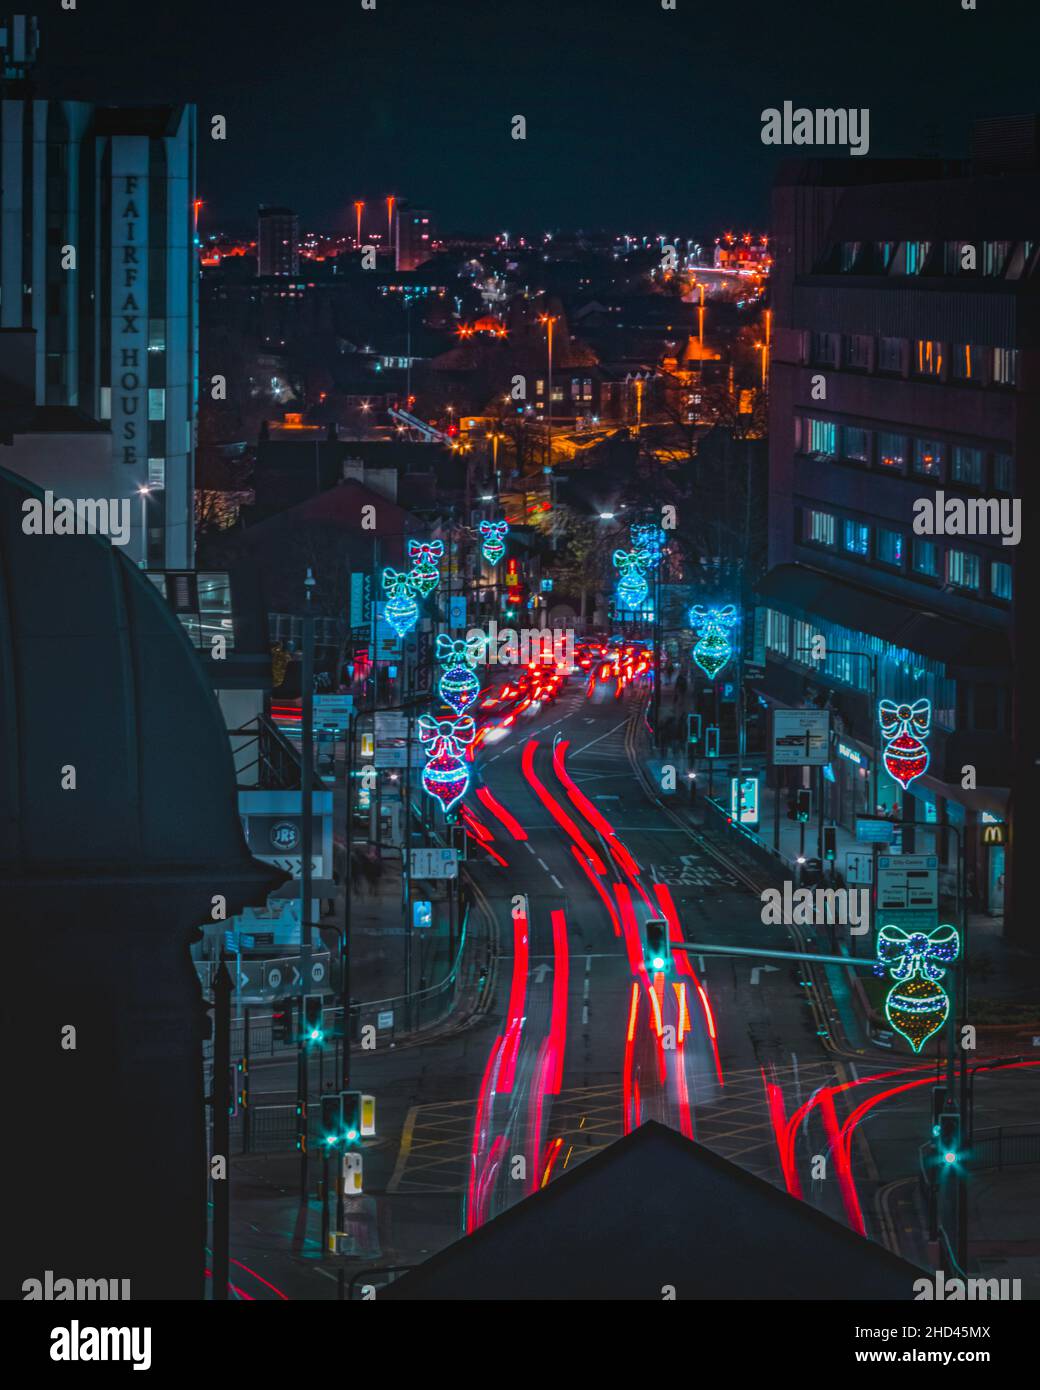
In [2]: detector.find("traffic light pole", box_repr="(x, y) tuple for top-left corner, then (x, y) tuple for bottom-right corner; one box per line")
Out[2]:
(211, 960), (231, 1301)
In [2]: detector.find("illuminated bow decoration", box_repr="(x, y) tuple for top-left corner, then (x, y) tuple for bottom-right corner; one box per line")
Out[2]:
(408, 539), (444, 566)
(879, 698), (931, 742)
(436, 633), (485, 667)
(418, 714), (476, 758)
(382, 567), (415, 597)
(479, 520), (509, 541)
(690, 603), (738, 633)
(874, 924), (960, 982)
(613, 549), (649, 577)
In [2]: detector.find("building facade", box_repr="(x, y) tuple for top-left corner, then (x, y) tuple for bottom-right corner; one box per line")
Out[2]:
(257, 205), (299, 277)
(0, 17), (197, 566)
(761, 118), (1038, 940)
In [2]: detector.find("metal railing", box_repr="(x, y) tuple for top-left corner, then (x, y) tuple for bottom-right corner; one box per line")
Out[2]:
(229, 711), (324, 790)
(966, 1124), (1040, 1171)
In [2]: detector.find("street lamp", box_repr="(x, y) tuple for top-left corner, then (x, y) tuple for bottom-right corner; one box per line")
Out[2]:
(537, 312), (559, 469)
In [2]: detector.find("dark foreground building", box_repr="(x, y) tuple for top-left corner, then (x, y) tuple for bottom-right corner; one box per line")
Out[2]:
(762, 116), (1039, 940)
(384, 1122), (923, 1300)
(0, 465), (278, 1298)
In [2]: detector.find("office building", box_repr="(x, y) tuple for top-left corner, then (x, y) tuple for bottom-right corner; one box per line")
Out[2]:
(258, 205), (299, 277)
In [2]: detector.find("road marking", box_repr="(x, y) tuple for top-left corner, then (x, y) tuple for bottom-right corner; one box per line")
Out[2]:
(524, 842), (536, 855)
(550, 874), (564, 889)
(537, 857), (549, 871)
(571, 718), (629, 756)
(581, 1004), (589, 1025)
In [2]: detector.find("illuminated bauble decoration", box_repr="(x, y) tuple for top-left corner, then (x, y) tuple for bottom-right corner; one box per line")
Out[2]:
(479, 520), (509, 565)
(436, 633), (486, 716)
(689, 604), (739, 678)
(879, 699), (931, 789)
(630, 524), (665, 569)
(419, 714), (475, 816)
(614, 548), (650, 612)
(407, 538), (444, 598)
(875, 924), (959, 1054)
(382, 568), (419, 638)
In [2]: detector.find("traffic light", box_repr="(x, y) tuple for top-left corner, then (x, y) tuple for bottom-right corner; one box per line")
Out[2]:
(823, 826), (836, 861)
(930, 1085), (947, 1140)
(342, 1151), (363, 1196)
(272, 998), (294, 1045)
(938, 1104), (961, 1167)
(795, 789), (811, 822)
(341, 1090), (363, 1145)
(235, 1057), (249, 1112)
(704, 725), (720, 758)
(303, 994), (324, 1045)
(645, 918), (671, 975)
(687, 712), (702, 744)
(320, 1092), (344, 1152)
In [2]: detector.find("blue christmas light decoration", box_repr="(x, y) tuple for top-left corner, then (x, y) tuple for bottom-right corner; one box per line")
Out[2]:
(613, 549), (650, 612)
(630, 523), (665, 569)
(436, 632), (486, 716)
(479, 520), (509, 565)
(874, 923), (959, 1053)
(382, 567), (419, 638)
(879, 698), (931, 789)
(689, 604), (739, 679)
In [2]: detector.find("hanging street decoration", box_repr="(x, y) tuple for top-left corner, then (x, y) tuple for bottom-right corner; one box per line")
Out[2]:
(479, 519), (509, 565)
(436, 633), (486, 716)
(613, 549), (650, 612)
(630, 523), (665, 568)
(382, 567), (419, 638)
(407, 538), (445, 598)
(419, 714), (475, 816)
(874, 923), (960, 1053)
(879, 698), (931, 788)
(689, 604), (739, 679)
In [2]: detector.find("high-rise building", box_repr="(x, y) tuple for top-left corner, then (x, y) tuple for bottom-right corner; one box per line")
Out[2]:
(257, 205), (299, 277)
(761, 117), (1037, 941)
(0, 15), (197, 567)
(395, 204), (434, 271)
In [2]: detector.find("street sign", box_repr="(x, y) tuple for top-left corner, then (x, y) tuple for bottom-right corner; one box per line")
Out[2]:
(877, 854), (939, 912)
(845, 851), (874, 885)
(771, 709), (830, 765)
(314, 695), (353, 732)
(377, 1010), (394, 1030)
(856, 816), (894, 843)
(410, 847), (458, 880)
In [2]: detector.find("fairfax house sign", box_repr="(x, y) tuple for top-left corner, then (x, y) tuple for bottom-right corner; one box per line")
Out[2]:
(111, 145), (148, 474)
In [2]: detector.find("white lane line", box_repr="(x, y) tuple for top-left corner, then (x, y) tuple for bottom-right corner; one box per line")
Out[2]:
(583, 976), (590, 999)
(570, 717), (629, 756)
(585, 954), (592, 972)
(551, 874), (564, 889)
(537, 857), (549, 870)
(524, 842), (536, 855)
(581, 1004), (589, 1025)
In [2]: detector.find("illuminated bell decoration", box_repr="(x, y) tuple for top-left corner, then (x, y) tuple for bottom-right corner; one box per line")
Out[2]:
(419, 714), (475, 816)
(382, 568), (419, 638)
(874, 924), (959, 1054)
(479, 519), (509, 565)
(879, 698), (931, 789)
(689, 604), (739, 679)
(407, 538), (444, 598)
(613, 549), (649, 612)
(436, 633), (486, 716)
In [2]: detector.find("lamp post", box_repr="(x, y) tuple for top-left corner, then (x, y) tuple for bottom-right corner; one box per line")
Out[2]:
(538, 312), (558, 471)
(354, 200), (364, 250)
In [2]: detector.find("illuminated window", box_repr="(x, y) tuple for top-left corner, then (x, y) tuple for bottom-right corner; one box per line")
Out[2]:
(843, 334), (871, 369)
(993, 348), (1017, 385)
(913, 439), (945, 478)
(904, 241), (932, 274)
(983, 241), (1012, 276)
(990, 561), (1012, 601)
(99, 386), (111, 420)
(147, 457), (165, 487)
(952, 344), (981, 380)
(148, 388), (166, 420)
(839, 242), (861, 271)
(877, 432), (907, 470)
(805, 509), (835, 546)
(947, 549), (980, 590)
(951, 447), (983, 486)
(806, 418), (837, 458)
(913, 538), (939, 577)
(914, 339), (943, 377)
(877, 529), (904, 567)
(842, 519), (870, 556)
(993, 453), (1013, 492)
(841, 426), (871, 462)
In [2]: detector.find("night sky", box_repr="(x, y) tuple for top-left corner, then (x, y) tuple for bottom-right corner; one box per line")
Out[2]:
(35, 0), (1040, 236)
